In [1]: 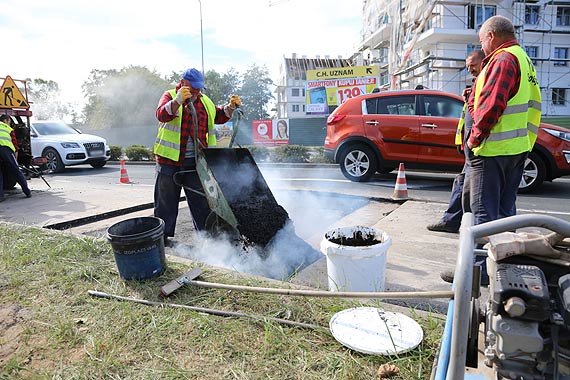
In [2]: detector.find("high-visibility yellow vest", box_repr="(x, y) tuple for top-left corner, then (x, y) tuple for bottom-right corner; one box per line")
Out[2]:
(0, 121), (16, 152)
(472, 45), (541, 157)
(154, 91), (217, 161)
(454, 103), (467, 146)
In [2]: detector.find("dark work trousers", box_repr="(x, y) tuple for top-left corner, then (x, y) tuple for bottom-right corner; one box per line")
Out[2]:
(440, 157), (470, 229)
(467, 149), (528, 286)
(154, 158), (211, 237)
(0, 146), (30, 198)
(467, 150), (528, 226)
(440, 109), (474, 228)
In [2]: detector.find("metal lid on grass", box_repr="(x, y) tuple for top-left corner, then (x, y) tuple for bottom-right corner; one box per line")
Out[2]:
(329, 307), (423, 355)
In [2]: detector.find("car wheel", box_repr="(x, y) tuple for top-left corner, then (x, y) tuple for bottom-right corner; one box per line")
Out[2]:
(90, 160), (107, 168)
(339, 144), (378, 182)
(518, 151), (546, 194)
(43, 148), (65, 173)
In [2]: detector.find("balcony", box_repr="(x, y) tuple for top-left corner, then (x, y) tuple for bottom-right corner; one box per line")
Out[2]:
(359, 23), (392, 51)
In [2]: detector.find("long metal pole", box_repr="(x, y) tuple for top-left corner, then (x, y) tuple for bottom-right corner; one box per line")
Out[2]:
(197, 0), (204, 76)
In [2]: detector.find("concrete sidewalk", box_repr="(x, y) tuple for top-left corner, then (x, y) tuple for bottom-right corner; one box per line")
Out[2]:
(1, 172), (458, 312)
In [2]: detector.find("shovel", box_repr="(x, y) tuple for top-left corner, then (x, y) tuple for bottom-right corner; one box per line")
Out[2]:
(159, 267), (202, 298)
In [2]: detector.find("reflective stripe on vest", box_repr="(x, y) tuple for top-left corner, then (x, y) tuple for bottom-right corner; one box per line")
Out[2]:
(473, 45), (542, 157)
(454, 103), (467, 146)
(153, 91), (218, 161)
(0, 122), (15, 151)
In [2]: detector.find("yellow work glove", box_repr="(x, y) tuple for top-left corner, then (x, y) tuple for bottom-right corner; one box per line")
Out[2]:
(230, 95), (242, 109)
(174, 87), (191, 105)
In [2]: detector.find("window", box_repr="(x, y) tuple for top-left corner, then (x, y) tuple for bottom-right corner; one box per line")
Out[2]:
(554, 47), (568, 66)
(292, 104), (300, 112)
(557, 7), (570, 26)
(468, 5), (496, 29)
(302, 88), (306, 97)
(366, 95), (416, 115)
(423, 96), (464, 118)
(552, 88), (566, 105)
(525, 5), (540, 25)
(525, 46), (539, 64)
(291, 88), (300, 96)
(380, 71), (389, 86)
(467, 44), (482, 54)
(525, 46), (538, 58)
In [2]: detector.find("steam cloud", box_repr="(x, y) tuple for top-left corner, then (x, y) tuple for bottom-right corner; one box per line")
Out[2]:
(173, 166), (368, 280)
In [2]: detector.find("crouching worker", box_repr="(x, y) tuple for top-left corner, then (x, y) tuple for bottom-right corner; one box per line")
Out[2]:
(0, 114), (31, 201)
(153, 67), (241, 246)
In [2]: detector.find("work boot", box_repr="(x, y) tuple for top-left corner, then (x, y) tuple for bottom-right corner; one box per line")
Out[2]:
(440, 270), (455, 283)
(23, 188), (32, 198)
(427, 222), (459, 233)
(163, 236), (175, 248)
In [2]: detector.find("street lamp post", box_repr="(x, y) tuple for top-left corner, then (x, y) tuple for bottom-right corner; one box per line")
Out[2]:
(197, 0), (204, 76)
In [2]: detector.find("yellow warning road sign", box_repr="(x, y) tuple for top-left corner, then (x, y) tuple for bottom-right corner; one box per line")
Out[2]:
(0, 76), (29, 109)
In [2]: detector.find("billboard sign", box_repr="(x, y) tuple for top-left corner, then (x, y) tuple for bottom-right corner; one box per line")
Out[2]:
(305, 66), (379, 115)
(252, 119), (289, 146)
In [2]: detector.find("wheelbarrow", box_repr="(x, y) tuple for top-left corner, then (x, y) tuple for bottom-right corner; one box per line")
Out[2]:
(174, 102), (289, 249)
(432, 213), (570, 380)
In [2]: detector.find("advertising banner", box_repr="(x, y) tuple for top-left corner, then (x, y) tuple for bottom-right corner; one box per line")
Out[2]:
(252, 119), (289, 146)
(305, 66), (379, 115)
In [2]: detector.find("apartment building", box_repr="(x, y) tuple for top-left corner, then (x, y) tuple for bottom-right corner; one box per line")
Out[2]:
(275, 54), (352, 118)
(275, 1), (569, 119)
(358, 0), (570, 116)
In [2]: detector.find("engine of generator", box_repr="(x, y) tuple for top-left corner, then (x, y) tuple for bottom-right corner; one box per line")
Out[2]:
(483, 258), (570, 379)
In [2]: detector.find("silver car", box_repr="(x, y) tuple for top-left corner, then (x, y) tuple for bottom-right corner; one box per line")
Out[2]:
(30, 120), (110, 173)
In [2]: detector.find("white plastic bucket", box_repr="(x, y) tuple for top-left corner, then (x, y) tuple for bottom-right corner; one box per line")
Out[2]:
(320, 226), (392, 292)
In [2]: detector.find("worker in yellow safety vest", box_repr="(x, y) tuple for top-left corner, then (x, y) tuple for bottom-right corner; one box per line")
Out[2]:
(443, 15), (542, 287)
(0, 114), (32, 201)
(154, 68), (241, 245)
(467, 15), (541, 227)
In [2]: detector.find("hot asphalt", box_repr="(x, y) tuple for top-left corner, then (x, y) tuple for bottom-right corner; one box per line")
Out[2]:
(1, 162), (459, 313)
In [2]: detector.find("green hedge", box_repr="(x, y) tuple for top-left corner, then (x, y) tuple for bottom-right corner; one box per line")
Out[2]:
(109, 146), (123, 161)
(118, 144), (333, 164)
(244, 145), (334, 164)
(125, 145), (154, 161)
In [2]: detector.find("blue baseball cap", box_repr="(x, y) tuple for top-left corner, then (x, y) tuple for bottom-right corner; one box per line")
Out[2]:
(182, 68), (204, 89)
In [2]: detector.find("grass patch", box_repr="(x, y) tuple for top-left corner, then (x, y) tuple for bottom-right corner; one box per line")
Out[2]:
(542, 117), (570, 129)
(0, 223), (444, 379)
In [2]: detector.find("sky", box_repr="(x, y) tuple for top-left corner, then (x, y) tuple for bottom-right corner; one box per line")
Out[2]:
(1, 0), (362, 109)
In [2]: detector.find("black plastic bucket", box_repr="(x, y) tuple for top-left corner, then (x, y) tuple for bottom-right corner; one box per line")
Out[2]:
(106, 217), (166, 280)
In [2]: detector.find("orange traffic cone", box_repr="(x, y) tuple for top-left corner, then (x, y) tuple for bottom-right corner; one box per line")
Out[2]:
(119, 160), (131, 184)
(392, 163), (408, 200)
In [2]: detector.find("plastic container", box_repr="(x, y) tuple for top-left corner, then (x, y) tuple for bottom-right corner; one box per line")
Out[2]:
(106, 217), (166, 280)
(320, 226), (392, 292)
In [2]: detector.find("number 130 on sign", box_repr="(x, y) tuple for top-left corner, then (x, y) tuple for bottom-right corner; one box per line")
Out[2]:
(336, 86), (366, 104)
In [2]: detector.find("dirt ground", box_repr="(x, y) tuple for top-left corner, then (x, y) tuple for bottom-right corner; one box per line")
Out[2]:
(0, 303), (32, 366)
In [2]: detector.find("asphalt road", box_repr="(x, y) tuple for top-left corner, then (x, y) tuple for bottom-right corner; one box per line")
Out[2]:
(48, 162), (570, 222)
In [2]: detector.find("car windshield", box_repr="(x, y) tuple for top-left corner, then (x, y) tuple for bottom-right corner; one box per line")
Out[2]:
(33, 121), (80, 136)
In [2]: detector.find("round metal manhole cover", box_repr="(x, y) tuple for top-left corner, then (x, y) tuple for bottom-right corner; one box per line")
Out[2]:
(329, 307), (423, 355)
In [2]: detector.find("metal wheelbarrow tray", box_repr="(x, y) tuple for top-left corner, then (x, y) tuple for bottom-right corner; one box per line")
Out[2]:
(196, 147), (289, 247)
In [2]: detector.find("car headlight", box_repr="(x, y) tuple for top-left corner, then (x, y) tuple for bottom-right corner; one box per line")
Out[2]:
(543, 128), (570, 142)
(60, 142), (81, 148)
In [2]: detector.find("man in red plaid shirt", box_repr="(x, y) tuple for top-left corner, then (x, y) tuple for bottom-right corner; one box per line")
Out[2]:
(455, 16), (541, 286)
(154, 68), (241, 245)
(467, 16), (541, 226)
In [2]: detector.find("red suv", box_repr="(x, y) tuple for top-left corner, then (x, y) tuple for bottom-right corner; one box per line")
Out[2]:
(324, 88), (570, 193)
